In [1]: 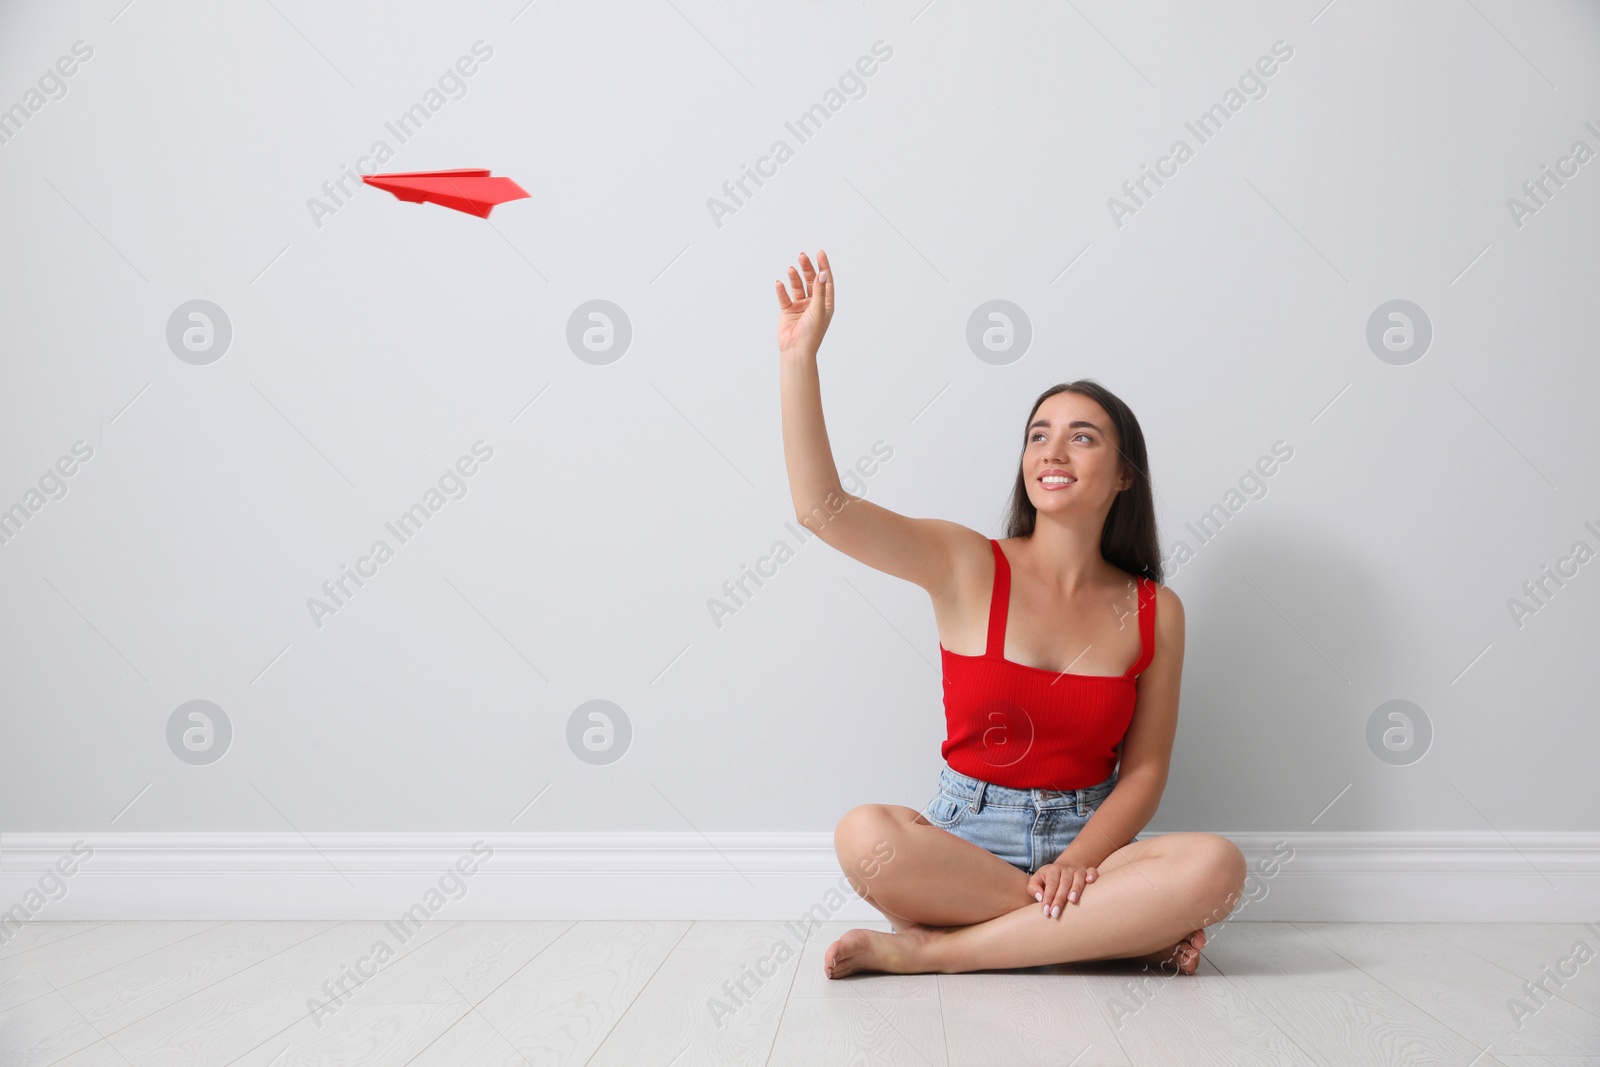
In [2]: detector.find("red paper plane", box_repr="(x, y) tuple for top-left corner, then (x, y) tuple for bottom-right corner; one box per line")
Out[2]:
(362, 168), (529, 218)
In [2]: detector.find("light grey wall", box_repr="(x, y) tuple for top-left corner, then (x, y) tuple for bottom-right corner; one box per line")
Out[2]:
(2, 0), (1596, 837)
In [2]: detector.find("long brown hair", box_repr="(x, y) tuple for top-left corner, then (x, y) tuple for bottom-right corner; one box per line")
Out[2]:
(1000, 380), (1162, 583)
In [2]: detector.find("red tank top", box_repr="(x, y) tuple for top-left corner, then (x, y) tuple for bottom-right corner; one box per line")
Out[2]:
(940, 538), (1156, 790)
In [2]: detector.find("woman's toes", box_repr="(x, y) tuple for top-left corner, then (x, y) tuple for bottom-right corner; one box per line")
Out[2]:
(1138, 929), (1207, 975)
(1177, 929), (1206, 973)
(825, 929), (873, 979)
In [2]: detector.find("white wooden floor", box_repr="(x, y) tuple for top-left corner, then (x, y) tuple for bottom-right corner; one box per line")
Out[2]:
(1, 919), (1596, 1065)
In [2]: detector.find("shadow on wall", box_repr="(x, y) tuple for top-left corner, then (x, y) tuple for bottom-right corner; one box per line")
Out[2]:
(1159, 519), (1418, 834)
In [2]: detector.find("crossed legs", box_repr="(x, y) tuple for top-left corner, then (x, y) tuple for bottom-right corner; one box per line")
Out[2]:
(828, 803), (1248, 977)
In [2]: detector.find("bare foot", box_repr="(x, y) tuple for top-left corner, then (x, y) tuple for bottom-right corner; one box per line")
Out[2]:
(824, 924), (941, 978)
(1136, 928), (1207, 975)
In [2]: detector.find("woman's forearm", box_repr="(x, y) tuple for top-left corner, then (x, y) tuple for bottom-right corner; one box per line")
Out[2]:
(1056, 774), (1162, 870)
(779, 350), (845, 524)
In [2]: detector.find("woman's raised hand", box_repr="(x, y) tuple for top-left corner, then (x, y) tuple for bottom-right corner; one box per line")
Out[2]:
(775, 249), (834, 360)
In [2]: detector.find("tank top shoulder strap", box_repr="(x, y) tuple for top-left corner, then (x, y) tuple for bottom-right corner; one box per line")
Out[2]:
(985, 538), (1010, 657)
(1125, 576), (1158, 678)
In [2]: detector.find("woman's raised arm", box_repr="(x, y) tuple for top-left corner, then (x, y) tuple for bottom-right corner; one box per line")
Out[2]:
(776, 250), (977, 599)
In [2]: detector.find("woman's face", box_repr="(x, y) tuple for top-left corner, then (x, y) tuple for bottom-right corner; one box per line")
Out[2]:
(1023, 392), (1130, 514)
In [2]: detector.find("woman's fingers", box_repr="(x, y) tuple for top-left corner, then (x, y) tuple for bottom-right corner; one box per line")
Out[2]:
(1050, 871), (1074, 917)
(797, 252), (816, 294)
(775, 251), (831, 351)
(1038, 867), (1091, 918)
(1041, 867), (1060, 915)
(779, 251), (830, 304)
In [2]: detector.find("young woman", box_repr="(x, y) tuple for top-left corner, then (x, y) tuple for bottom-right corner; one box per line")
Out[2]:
(776, 249), (1249, 979)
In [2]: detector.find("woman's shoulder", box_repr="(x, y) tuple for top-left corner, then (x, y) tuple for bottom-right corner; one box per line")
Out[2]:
(1115, 568), (1182, 628)
(1129, 571), (1181, 609)
(1150, 582), (1183, 639)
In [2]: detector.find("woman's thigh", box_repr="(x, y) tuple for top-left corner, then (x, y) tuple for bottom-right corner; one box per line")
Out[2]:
(893, 804), (1036, 889)
(1085, 834), (1164, 874)
(842, 805), (1035, 927)
(1090, 831), (1235, 880)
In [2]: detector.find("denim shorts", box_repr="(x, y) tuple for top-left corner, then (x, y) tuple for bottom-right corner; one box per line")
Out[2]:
(920, 765), (1119, 876)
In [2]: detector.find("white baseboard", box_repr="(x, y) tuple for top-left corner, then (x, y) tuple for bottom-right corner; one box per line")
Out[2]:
(1, 831), (1596, 925)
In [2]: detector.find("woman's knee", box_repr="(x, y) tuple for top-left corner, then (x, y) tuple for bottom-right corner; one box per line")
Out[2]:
(833, 804), (901, 857)
(833, 804), (905, 895)
(1186, 832), (1248, 909)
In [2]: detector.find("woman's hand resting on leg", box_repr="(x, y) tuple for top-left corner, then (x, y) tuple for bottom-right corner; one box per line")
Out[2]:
(1028, 860), (1098, 919)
